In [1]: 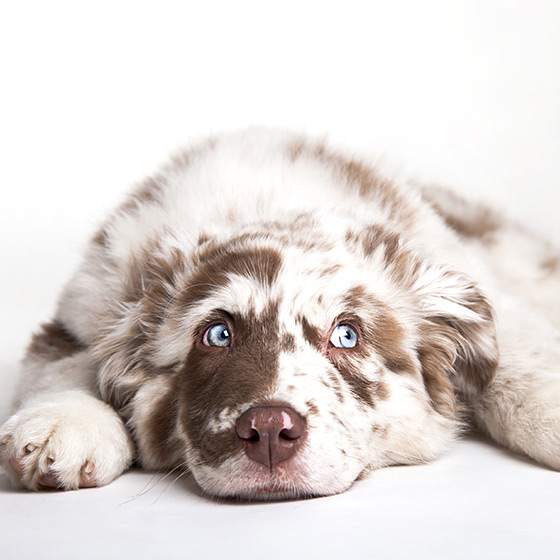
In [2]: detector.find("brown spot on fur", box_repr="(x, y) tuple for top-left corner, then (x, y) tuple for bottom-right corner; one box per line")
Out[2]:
(27, 321), (85, 362)
(541, 255), (559, 273)
(335, 362), (377, 408)
(286, 138), (306, 161)
(372, 425), (389, 439)
(418, 280), (498, 417)
(287, 138), (412, 221)
(141, 384), (185, 469)
(371, 379), (389, 401)
(305, 400), (320, 417)
(417, 325), (458, 418)
(342, 286), (417, 375)
(180, 306), (281, 468)
(442, 210), (499, 240)
(298, 316), (323, 349)
(338, 158), (395, 204)
(92, 227), (109, 248)
(328, 337), (390, 408)
(421, 186), (501, 241)
(346, 225), (424, 288)
(365, 311), (416, 375)
(119, 176), (165, 216)
(358, 225), (401, 262)
(181, 245), (283, 310)
(197, 233), (212, 246)
(443, 279), (498, 395)
(326, 371), (345, 402)
(280, 333), (296, 352)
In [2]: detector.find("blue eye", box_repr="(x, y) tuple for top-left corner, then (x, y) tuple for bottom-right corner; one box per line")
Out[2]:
(329, 324), (359, 349)
(203, 323), (232, 347)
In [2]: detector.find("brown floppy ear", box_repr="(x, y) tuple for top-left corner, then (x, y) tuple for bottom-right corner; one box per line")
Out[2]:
(354, 225), (498, 418)
(94, 245), (188, 412)
(413, 268), (498, 417)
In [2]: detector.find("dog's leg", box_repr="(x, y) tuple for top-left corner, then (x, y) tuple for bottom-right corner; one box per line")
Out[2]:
(472, 298), (560, 470)
(0, 321), (134, 490)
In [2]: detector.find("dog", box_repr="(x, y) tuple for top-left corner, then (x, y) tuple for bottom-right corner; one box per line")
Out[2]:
(1, 129), (559, 499)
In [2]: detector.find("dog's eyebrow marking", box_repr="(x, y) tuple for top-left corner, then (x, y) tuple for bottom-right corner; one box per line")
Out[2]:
(180, 246), (283, 309)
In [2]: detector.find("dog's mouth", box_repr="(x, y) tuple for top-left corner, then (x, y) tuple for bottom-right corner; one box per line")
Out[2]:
(194, 455), (352, 501)
(217, 473), (317, 501)
(190, 403), (356, 500)
(244, 481), (310, 501)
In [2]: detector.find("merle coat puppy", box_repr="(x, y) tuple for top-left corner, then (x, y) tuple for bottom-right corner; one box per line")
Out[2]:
(1, 130), (559, 499)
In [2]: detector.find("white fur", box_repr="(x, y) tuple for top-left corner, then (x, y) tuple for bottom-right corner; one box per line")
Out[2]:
(1, 391), (134, 490)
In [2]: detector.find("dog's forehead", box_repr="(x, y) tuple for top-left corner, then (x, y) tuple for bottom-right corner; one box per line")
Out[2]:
(184, 237), (373, 327)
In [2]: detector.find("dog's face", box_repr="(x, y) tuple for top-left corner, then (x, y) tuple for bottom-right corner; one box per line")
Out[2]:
(96, 219), (497, 500)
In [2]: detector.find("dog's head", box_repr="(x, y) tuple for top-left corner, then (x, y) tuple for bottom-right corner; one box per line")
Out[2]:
(95, 214), (497, 500)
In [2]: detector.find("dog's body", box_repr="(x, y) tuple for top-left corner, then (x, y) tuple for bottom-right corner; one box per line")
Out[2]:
(1, 129), (559, 499)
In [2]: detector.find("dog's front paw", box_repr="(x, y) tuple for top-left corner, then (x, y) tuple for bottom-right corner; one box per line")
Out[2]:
(0, 392), (134, 490)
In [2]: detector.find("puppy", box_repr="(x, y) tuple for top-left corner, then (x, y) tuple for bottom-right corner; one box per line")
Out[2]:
(1, 129), (559, 499)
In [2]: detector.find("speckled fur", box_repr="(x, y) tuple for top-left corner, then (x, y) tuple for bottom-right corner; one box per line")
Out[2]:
(1, 129), (559, 498)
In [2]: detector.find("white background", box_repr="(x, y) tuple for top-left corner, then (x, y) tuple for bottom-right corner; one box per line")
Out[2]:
(1, 1), (559, 559)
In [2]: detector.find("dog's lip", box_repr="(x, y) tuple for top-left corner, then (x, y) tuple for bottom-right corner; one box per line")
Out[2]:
(253, 482), (294, 494)
(236, 466), (309, 496)
(237, 481), (310, 500)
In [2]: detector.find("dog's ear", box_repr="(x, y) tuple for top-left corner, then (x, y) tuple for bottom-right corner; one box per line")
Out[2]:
(412, 267), (498, 417)
(94, 245), (188, 411)
(353, 225), (498, 417)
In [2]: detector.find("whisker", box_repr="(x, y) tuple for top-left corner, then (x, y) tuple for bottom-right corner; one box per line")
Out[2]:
(150, 467), (189, 505)
(119, 463), (188, 506)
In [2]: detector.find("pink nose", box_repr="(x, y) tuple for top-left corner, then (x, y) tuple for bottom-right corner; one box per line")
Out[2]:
(236, 405), (306, 469)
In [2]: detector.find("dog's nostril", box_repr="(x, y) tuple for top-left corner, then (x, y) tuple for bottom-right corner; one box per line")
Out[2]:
(246, 430), (259, 442)
(279, 429), (296, 441)
(236, 405), (306, 469)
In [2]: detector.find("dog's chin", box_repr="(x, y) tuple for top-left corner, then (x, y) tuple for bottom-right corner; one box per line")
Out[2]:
(193, 460), (353, 501)
(204, 481), (346, 502)
(218, 483), (318, 502)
